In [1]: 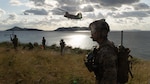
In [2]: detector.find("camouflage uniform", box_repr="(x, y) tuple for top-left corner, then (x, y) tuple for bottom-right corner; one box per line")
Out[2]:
(94, 40), (117, 84)
(42, 37), (46, 49)
(11, 35), (18, 50)
(88, 19), (118, 84)
(60, 39), (65, 55)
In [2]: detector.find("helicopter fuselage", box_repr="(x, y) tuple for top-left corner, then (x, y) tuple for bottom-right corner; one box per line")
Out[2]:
(64, 12), (82, 19)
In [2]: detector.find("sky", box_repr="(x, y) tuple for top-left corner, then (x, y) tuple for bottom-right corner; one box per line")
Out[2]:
(0, 0), (150, 31)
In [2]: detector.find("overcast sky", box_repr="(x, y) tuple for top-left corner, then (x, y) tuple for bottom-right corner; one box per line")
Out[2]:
(0, 0), (150, 31)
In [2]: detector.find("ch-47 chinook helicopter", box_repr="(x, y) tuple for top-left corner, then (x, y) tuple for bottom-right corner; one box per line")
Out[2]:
(64, 12), (82, 19)
(58, 8), (82, 20)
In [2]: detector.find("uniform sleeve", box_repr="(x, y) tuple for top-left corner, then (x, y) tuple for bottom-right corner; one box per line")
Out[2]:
(98, 46), (117, 84)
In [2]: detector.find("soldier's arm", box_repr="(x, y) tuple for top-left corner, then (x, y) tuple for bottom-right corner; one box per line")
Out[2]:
(98, 46), (117, 84)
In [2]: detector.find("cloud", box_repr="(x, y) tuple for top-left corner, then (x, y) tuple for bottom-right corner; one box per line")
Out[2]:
(56, 0), (82, 6)
(24, 8), (49, 15)
(104, 3), (150, 20)
(1, 13), (18, 24)
(29, 0), (45, 6)
(147, 10), (150, 14)
(60, 6), (79, 13)
(52, 5), (81, 15)
(8, 13), (17, 20)
(90, 0), (140, 7)
(0, 9), (5, 17)
(108, 10), (149, 19)
(51, 8), (64, 15)
(85, 11), (105, 20)
(52, 0), (84, 14)
(9, 0), (22, 6)
(81, 5), (94, 12)
(133, 3), (150, 10)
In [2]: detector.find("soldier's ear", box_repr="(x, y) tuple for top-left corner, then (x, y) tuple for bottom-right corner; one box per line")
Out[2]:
(101, 30), (107, 38)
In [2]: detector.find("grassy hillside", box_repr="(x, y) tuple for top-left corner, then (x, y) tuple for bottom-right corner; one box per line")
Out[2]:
(0, 42), (150, 84)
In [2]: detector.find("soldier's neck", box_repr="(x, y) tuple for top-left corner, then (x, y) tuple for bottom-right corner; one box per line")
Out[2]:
(97, 38), (108, 45)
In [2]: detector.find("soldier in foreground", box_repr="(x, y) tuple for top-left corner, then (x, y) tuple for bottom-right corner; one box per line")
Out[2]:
(88, 19), (117, 84)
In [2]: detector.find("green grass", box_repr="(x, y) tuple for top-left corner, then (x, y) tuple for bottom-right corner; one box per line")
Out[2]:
(0, 42), (150, 84)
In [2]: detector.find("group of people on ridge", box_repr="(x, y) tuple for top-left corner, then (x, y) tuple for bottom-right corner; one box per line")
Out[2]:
(10, 35), (65, 55)
(10, 36), (47, 50)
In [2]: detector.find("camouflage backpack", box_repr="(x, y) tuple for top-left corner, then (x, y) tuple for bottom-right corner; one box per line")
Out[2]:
(117, 45), (133, 83)
(117, 31), (133, 83)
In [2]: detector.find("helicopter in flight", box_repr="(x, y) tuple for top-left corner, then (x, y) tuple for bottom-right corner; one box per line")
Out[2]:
(58, 8), (82, 20)
(64, 12), (82, 19)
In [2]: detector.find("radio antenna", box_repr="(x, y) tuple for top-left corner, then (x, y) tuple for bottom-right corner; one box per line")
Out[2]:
(121, 31), (123, 46)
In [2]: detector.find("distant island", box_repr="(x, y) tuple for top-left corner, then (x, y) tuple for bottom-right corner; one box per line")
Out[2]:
(54, 27), (89, 31)
(6, 26), (43, 31)
(5, 26), (90, 31)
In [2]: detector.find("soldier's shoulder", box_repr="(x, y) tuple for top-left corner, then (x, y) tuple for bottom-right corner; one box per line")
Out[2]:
(98, 42), (116, 54)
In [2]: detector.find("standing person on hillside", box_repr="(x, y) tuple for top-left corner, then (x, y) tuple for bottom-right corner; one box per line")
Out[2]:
(88, 19), (117, 84)
(42, 37), (46, 50)
(60, 39), (65, 56)
(11, 35), (18, 50)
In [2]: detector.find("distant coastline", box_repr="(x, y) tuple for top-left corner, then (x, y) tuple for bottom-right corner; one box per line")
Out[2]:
(54, 27), (89, 31)
(5, 26), (143, 32)
(5, 26), (89, 31)
(5, 26), (43, 31)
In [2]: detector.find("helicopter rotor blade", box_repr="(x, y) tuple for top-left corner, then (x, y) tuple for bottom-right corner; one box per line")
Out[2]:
(57, 8), (67, 12)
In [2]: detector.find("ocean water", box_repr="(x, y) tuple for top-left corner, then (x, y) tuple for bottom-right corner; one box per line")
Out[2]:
(0, 31), (150, 60)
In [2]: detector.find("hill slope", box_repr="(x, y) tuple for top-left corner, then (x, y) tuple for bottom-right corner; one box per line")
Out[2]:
(6, 26), (43, 31)
(54, 27), (89, 31)
(0, 42), (149, 84)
